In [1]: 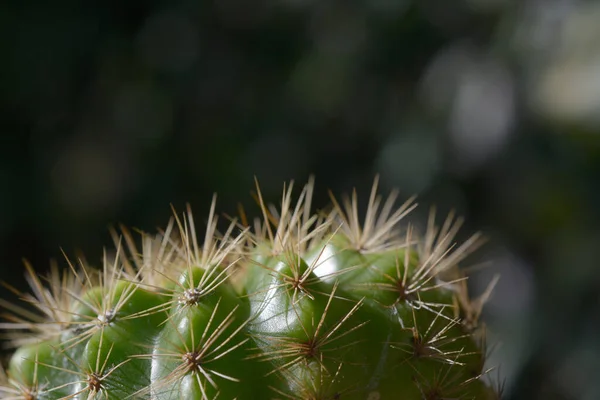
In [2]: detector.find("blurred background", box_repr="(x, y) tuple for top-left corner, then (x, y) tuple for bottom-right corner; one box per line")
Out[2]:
(2, 0), (600, 398)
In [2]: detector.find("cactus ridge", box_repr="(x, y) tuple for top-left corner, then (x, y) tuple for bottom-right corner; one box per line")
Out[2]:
(0, 178), (500, 399)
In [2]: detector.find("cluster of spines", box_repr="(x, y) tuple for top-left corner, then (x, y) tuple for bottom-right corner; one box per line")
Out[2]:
(0, 178), (501, 399)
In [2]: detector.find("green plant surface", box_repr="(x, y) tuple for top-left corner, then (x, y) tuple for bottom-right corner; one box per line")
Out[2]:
(0, 178), (500, 399)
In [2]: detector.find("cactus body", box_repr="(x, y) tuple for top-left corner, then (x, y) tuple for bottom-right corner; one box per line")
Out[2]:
(0, 179), (499, 399)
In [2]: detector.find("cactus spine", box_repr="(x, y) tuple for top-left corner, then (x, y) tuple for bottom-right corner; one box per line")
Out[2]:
(0, 178), (500, 399)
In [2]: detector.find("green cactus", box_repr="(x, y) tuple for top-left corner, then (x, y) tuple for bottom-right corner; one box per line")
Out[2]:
(0, 178), (500, 399)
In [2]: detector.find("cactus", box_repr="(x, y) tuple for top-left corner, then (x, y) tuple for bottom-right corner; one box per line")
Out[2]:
(0, 178), (500, 399)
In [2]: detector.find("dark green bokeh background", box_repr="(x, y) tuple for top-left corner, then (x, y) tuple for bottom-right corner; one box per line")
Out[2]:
(2, 1), (600, 399)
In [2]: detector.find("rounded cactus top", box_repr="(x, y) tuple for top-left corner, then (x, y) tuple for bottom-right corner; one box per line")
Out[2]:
(0, 177), (501, 400)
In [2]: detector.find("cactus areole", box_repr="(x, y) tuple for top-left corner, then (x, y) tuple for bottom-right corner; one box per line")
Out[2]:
(0, 178), (500, 399)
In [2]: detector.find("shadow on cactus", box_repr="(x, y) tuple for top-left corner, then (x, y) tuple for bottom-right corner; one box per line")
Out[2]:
(0, 178), (502, 399)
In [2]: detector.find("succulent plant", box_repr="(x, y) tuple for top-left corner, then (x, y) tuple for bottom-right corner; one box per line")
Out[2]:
(0, 178), (500, 399)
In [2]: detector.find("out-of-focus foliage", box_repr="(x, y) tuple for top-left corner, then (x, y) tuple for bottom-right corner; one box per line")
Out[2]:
(1, 1), (600, 399)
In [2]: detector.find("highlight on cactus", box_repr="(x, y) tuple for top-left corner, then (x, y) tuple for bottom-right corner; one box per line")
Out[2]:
(0, 177), (502, 399)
